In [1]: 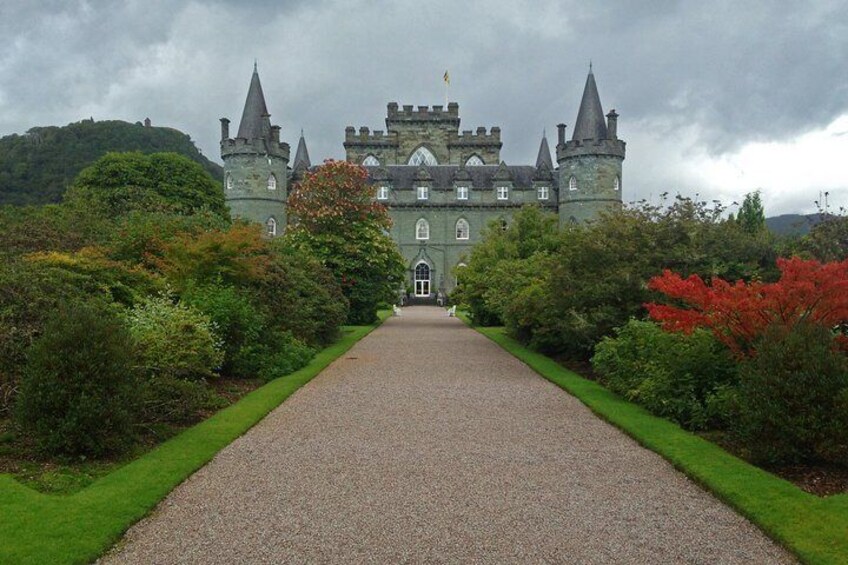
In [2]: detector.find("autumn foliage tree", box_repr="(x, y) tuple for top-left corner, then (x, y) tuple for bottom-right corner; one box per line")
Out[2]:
(646, 257), (848, 357)
(286, 160), (405, 324)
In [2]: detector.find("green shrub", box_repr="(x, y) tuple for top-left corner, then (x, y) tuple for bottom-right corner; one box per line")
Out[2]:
(139, 375), (224, 425)
(233, 331), (315, 382)
(181, 283), (264, 377)
(736, 322), (848, 464)
(16, 302), (139, 457)
(591, 320), (738, 430)
(126, 295), (224, 381)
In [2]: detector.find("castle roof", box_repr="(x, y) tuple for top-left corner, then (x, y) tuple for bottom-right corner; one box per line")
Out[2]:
(571, 69), (608, 141)
(237, 64), (271, 140)
(363, 165), (554, 189)
(535, 132), (553, 169)
(293, 131), (311, 168)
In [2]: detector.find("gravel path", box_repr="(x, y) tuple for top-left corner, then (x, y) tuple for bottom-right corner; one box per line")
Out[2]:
(103, 306), (794, 564)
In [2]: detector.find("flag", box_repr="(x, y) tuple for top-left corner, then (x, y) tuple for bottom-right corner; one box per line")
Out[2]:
(443, 70), (450, 85)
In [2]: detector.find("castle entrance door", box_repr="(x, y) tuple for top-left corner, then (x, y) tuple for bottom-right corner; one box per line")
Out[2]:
(414, 262), (431, 297)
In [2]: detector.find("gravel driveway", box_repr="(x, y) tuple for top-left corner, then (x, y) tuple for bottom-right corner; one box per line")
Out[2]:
(102, 306), (794, 564)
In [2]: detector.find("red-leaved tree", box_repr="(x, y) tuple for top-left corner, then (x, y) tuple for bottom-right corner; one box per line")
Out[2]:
(646, 257), (848, 356)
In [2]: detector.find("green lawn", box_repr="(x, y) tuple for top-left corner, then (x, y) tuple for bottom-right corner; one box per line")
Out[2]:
(468, 324), (848, 565)
(0, 314), (387, 565)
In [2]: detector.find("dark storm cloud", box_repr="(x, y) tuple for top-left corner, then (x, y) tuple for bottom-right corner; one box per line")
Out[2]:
(0, 0), (846, 213)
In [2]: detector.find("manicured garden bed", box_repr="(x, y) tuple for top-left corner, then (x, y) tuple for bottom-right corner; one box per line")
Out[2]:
(469, 322), (848, 565)
(0, 316), (386, 565)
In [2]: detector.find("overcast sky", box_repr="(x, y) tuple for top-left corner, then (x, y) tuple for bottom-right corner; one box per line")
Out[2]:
(1, 0), (847, 215)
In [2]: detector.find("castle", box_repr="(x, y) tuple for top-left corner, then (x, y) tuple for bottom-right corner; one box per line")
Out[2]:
(220, 64), (625, 298)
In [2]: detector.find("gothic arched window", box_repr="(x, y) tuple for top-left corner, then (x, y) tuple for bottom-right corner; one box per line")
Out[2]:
(465, 155), (484, 166)
(455, 218), (470, 240)
(362, 155), (380, 166)
(614, 176), (621, 191)
(408, 146), (438, 166)
(416, 218), (430, 240)
(569, 176), (578, 191)
(225, 173), (233, 190)
(267, 174), (277, 191)
(266, 217), (277, 237)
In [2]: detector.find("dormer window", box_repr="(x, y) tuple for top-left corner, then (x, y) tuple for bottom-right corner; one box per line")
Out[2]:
(266, 217), (277, 236)
(569, 176), (577, 191)
(537, 185), (549, 200)
(408, 147), (438, 166)
(267, 174), (277, 191)
(465, 155), (484, 166)
(225, 173), (233, 190)
(377, 185), (389, 200)
(614, 176), (620, 191)
(497, 186), (509, 200)
(417, 186), (429, 200)
(456, 185), (468, 200)
(363, 155), (380, 166)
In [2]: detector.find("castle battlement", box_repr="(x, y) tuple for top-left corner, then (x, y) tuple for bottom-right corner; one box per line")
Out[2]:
(386, 101), (460, 123)
(221, 137), (291, 159)
(344, 126), (400, 146)
(556, 138), (625, 160)
(450, 126), (502, 144)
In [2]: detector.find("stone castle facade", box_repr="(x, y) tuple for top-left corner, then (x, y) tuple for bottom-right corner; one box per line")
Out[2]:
(220, 64), (625, 297)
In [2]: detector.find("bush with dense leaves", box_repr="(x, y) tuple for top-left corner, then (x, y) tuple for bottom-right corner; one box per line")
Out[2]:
(592, 320), (738, 430)
(735, 323), (848, 465)
(181, 283), (264, 377)
(126, 295), (224, 381)
(16, 302), (140, 456)
(139, 375), (224, 425)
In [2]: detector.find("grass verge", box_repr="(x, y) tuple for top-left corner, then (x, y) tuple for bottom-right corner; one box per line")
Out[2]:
(0, 313), (388, 565)
(469, 324), (848, 565)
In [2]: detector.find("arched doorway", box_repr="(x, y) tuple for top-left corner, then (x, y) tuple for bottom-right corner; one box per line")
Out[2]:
(414, 262), (431, 297)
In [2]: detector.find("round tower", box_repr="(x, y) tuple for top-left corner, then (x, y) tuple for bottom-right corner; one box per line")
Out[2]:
(220, 64), (290, 236)
(556, 68), (625, 225)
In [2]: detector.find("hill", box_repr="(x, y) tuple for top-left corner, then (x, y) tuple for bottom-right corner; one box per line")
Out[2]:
(765, 213), (825, 236)
(0, 119), (223, 206)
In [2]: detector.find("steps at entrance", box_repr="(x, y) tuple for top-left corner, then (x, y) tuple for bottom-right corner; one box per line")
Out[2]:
(405, 295), (438, 306)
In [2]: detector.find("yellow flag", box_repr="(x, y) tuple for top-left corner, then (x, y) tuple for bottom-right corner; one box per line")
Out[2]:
(443, 70), (450, 85)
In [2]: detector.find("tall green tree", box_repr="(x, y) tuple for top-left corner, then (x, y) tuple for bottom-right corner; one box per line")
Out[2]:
(736, 190), (766, 235)
(285, 160), (404, 324)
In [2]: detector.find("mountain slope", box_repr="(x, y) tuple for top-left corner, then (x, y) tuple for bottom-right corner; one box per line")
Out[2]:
(0, 119), (222, 206)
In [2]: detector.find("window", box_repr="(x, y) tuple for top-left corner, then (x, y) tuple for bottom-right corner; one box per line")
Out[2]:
(614, 176), (621, 191)
(500, 218), (508, 232)
(267, 174), (277, 191)
(455, 262), (467, 286)
(465, 155), (484, 166)
(414, 262), (431, 296)
(537, 185), (549, 200)
(225, 173), (233, 190)
(266, 217), (277, 237)
(362, 155), (380, 166)
(456, 185), (468, 200)
(497, 186), (509, 200)
(417, 185), (429, 200)
(415, 218), (430, 240)
(408, 146), (438, 166)
(569, 176), (577, 191)
(377, 185), (389, 200)
(455, 218), (469, 240)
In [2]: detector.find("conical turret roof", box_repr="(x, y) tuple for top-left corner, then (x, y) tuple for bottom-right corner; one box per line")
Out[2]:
(535, 132), (553, 169)
(237, 63), (271, 140)
(571, 69), (608, 141)
(293, 130), (311, 169)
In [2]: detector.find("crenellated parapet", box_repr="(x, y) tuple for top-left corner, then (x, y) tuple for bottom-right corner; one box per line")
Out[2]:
(386, 102), (460, 125)
(221, 136), (291, 160)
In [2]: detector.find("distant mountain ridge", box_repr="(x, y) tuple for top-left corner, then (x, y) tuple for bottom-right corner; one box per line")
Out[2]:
(765, 213), (826, 236)
(0, 119), (222, 206)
